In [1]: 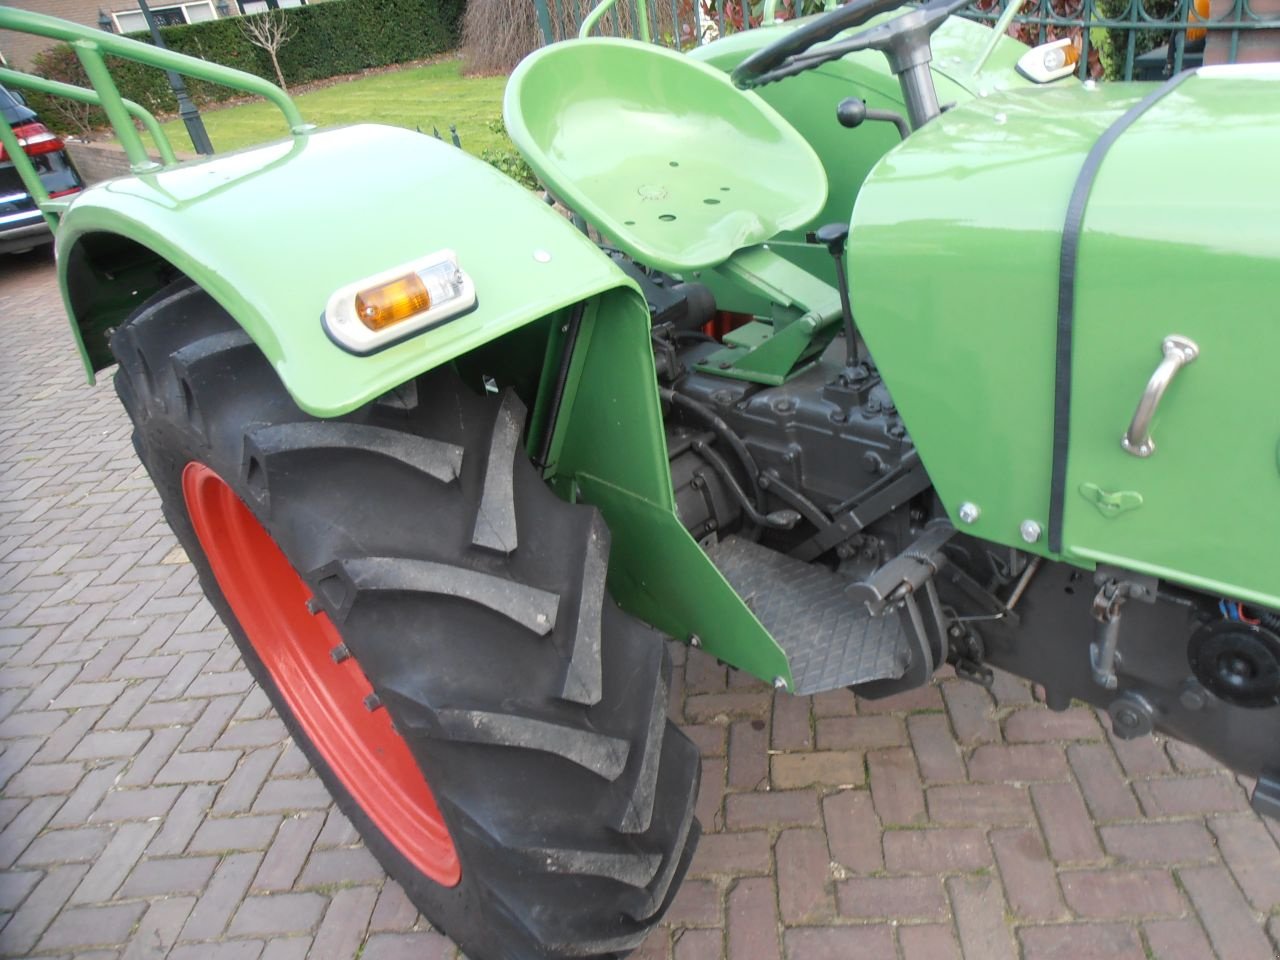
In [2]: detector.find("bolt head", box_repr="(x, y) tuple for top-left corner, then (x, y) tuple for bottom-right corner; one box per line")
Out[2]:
(958, 502), (981, 524)
(1020, 519), (1043, 544)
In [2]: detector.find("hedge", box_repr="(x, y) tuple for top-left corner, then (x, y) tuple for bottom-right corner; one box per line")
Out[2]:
(26, 0), (465, 134)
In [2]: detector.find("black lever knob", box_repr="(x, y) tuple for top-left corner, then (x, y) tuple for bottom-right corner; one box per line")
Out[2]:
(815, 222), (850, 258)
(836, 97), (868, 129)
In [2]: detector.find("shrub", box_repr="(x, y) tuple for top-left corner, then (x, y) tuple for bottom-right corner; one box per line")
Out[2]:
(24, 0), (465, 135)
(480, 117), (537, 188)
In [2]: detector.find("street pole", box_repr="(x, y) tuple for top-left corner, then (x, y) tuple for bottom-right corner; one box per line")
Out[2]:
(136, 0), (214, 155)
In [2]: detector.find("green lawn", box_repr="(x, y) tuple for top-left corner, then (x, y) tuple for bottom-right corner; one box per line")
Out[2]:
(155, 59), (510, 157)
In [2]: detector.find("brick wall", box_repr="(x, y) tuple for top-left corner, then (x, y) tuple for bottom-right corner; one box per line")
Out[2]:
(1, 0), (110, 70)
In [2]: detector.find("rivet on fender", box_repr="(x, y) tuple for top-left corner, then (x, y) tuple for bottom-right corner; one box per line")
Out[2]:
(1079, 483), (1143, 518)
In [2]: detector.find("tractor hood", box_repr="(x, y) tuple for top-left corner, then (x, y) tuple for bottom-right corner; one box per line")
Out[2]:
(848, 66), (1280, 606)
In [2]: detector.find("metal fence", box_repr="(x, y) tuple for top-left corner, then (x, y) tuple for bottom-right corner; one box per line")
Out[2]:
(544, 0), (1277, 80)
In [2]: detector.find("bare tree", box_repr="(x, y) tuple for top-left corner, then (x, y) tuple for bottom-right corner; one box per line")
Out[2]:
(238, 9), (296, 92)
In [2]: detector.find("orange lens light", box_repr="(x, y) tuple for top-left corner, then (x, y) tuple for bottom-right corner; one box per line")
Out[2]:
(354, 273), (432, 331)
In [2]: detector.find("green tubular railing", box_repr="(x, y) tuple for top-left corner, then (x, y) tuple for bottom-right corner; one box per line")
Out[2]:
(0, 7), (308, 152)
(0, 67), (177, 168)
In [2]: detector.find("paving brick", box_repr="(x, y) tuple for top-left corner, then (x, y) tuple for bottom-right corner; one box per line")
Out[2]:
(1207, 815), (1280, 911)
(310, 885), (378, 960)
(696, 757), (726, 831)
(147, 783), (218, 856)
(119, 895), (196, 960)
(672, 928), (720, 960)
(688, 832), (771, 878)
(815, 715), (905, 751)
(179, 851), (263, 941)
(1179, 865), (1276, 960)
(769, 691), (811, 751)
(664, 877), (721, 927)
(1017, 922), (1145, 960)
(359, 932), (455, 960)
(18, 826), (113, 865)
(883, 827), (991, 874)
(181, 694), (242, 751)
(947, 874), (1016, 960)
(368, 881), (420, 933)
(37, 901), (146, 952)
(49, 758), (128, 828)
(989, 827), (1066, 921)
(252, 810), (325, 892)
(189, 814), (281, 854)
(0, 868), (41, 911)
(155, 749), (242, 784)
(5, 760), (84, 797)
(1066, 743), (1140, 821)
(1031, 782), (1104, 863)
(967, 743), (1069, 782)
(783, 925), (896, 960)
(119, 854), (219, 897)
(208, 717), (284, 753)
(907, 713), (966, 784)
(170, 941), (264, 960)
(822, 789), (882, 873)
(66, 729), (150, 762)
(810, 688), (856, 717)
(1134, 775), (1248, 817)
(314, 808), (358, 850)
(272, 741), (313, 778)
(1060, 868), (1183, 919)
(837, 875), (947, 920)
(728, 720), (768, 792)
(898, 923), (962, 960)
(251, 776), (332, 812)
(770, 751), (863, 789)
(854, 683), (942, 714)
(724, 790), (819, 830)
(867, 748), (925, 826)
(1143, 918), (1217, 960)
(775, 829), (831, 923)
(1100, 821), (1216, 865)
(685, 649), (727, 695)
(212, 747), (280, 815)
(49, 681), (128, 710)
(118, 726), (183, 788)
(0, 863), (88, 955)
(297, 845), (384, 887)
(70, 820), (160, 904)
(726, 876), (778, 960)
(927, 784), (1033, 825)
(940, 681), (998, 745)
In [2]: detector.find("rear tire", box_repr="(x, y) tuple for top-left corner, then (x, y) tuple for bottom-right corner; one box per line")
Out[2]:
(111, 281), (700, 959)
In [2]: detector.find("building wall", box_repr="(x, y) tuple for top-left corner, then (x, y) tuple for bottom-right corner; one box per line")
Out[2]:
(0, 0), (111, 70)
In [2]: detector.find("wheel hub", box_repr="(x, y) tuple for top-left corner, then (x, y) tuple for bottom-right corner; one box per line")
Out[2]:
(182, 462), (459, 886)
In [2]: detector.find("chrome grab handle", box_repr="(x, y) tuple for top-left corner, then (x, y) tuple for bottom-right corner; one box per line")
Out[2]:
(1121, 335), (1199, 458)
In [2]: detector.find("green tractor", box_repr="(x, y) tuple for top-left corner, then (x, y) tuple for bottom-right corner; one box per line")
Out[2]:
(2, 2), (1278, 956)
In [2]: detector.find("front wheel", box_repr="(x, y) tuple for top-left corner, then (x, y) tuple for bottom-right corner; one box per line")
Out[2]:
(111, 281), (701, 959)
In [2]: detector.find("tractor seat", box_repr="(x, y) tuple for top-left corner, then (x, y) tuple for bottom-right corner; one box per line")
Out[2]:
(504, 38), (828, 274)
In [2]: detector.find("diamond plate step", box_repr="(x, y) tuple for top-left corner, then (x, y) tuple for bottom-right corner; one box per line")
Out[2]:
(705, 535), (910, 695)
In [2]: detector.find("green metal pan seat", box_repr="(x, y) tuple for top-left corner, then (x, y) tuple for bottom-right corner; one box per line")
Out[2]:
(504, 38), (828, 274)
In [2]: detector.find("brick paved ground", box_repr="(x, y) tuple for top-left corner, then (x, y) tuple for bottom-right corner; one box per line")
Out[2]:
(2, 248), (1279, 960)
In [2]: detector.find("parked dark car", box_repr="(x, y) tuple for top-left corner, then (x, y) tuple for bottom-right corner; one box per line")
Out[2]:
(1, 83), (83, 255)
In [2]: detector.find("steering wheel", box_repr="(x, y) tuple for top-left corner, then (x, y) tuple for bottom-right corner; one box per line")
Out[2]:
(731, 0), (973, 129)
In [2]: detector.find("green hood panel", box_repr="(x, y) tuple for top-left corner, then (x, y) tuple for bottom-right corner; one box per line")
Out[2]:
(849, 68), (1280, 605)
(58, 124), (638, 418)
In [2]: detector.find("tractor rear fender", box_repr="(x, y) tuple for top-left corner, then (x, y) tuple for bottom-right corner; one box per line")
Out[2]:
(56, 121), (794, 687)
(57, 123), (634, 419)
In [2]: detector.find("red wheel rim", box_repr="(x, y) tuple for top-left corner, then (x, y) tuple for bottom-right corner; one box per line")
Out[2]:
(183, 462), (460, 886)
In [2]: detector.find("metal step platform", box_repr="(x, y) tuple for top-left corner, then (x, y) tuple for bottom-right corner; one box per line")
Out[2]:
(705, 535), (912, 695)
